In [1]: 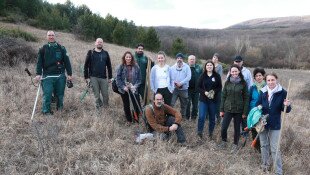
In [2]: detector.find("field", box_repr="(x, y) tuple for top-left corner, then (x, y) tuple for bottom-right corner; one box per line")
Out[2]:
(0, 22), (309, 174)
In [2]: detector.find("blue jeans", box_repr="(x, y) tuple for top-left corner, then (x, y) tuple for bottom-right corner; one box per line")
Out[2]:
(197, 101), (216, 135)
(171, 89), (188, 117)
(259, 129), (282, 175)
(152, 116), (186, 143)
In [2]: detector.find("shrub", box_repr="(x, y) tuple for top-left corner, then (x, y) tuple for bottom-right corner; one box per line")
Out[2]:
(0, 27), (38, 42)
(0, 37), (37, 67)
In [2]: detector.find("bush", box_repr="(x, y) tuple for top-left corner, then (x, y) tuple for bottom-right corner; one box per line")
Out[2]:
(0, 37), (37, 67)
(0, 27), (38, 42)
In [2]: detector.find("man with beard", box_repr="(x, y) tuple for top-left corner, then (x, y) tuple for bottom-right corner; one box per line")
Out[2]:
(134, 43), (153, 101)
(170, 53), (191, 118)
(84, 38), (112, 110)
(144, 93), (186, 143)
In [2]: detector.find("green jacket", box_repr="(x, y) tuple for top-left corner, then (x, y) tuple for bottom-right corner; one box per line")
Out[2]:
(36, 42), (72, 76)
(188, 64), (203, 91)
(220, 80), (249, 115)
(134, 53), (153, 84)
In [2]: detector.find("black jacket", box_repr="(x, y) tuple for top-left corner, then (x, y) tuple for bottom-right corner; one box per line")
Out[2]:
(84, 49), (112, 79)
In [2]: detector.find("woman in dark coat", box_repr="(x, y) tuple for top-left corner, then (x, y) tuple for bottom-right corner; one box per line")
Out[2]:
(219, 64), (249, 153)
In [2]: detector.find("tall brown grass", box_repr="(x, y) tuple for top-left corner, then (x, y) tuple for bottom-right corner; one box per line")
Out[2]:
(0, 22), (309, 174)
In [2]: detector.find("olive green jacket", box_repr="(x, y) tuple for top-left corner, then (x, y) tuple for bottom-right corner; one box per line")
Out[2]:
(220, 80), (249, 115)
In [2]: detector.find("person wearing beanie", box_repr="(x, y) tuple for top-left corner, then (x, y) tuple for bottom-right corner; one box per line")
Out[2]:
(170, 53), (191, 118)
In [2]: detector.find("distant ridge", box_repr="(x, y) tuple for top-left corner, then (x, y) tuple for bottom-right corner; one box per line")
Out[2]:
(228, 15), (310, 29)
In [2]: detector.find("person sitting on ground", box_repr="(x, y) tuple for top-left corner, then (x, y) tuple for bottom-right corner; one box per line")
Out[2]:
(144, 93), (186, 143)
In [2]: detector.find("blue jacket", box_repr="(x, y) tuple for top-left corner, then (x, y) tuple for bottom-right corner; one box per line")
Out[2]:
(249, 83), (266, 110)
(116, 64), (141, 94)
(256, 85), (291, 130)
(170, 62), (191, 91)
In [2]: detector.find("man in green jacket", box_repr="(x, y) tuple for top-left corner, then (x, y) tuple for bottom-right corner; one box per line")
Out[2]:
(134, 43), (153, 101)
(186, 55), (203, 120)
(35, 31), (72, 115)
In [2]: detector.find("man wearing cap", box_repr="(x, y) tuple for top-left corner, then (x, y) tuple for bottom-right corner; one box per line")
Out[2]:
(170, 53), (191, 118)
(231, 55), (253, 90)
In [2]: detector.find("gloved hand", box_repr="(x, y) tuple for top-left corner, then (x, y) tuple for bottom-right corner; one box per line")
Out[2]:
(207, 90), (215, 99)
(204, 91), (209, 96)
(130, 85), (136, 93)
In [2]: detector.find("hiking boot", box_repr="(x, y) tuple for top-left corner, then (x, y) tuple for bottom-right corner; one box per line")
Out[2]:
(197, 133), (203, 139)
(43, 111), (53, 116)
(230, 144), (239, 154)
(218, 141), (227, 149)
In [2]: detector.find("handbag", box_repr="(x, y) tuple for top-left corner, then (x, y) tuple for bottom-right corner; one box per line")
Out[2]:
(112, 78), (121, 94)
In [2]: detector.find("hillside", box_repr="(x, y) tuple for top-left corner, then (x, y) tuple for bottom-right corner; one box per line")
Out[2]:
(0, 22), (309, 174)
(155, 15), (310, 69)
(228, 16), (310, 29)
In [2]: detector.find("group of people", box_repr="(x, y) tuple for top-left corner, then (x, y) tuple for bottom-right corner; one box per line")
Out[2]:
(35, 31), (291, 175)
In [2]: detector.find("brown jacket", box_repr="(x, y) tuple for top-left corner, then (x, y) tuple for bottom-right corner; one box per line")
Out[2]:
(145, 103), (182, 133)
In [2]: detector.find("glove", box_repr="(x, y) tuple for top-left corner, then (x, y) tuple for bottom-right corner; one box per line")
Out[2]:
(130, 86), (136, 93)
(204, 91), (209, 96)
(207, 90), (215, 99)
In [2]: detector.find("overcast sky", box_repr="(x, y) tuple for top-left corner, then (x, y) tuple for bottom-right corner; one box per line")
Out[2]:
(46, 0), (310, 29)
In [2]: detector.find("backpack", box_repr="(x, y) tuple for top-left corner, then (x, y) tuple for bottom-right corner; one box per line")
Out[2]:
(40, 43), (65, 69)
(112, 65), (123, 94)
(141, 104), (165, 132)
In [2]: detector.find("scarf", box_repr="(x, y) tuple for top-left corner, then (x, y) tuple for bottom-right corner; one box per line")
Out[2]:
(255, 80), (266, 93)
(267, 84), (279, 103)
(229, 76), (241, 84)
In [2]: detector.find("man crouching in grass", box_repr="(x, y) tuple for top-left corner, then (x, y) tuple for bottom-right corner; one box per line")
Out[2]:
(144, 93), (186, 144)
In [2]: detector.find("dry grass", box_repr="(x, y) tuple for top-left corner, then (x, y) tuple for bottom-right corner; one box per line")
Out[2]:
(0, 22), (309, 174)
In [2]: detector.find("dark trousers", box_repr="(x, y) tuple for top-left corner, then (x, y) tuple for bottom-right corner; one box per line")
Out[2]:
(215, 91), (221, 120)
(154, 116), (186, 143)
(156, 87), (172, 106)
(221, 112), (242, 145)
(138, 83), (145, 100)
(120, 91), (141, 122)
(186, 89), (199, 119)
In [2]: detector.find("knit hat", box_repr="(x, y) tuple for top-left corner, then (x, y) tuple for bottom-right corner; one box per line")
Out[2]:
(234, 55), (243, 62)
(176, 53), (184, 59)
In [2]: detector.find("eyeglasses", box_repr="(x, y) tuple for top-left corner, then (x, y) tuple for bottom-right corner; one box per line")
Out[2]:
(234, 60), (242, 63)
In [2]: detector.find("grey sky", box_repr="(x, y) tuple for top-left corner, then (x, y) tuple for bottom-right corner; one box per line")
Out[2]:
(46, 0), (310, 29)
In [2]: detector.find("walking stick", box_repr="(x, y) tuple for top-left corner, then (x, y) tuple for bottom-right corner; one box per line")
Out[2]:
(127, 90), (139, 122)
(143, 57), (152, 105)
(31, 82), (41, 121)
(273, 79), (291, 173)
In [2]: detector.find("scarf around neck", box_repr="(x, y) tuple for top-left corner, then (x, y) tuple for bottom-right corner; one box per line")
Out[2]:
(267, 84), (279, 103)
(255, 80), (266, 93)
(229, 76), (241, 84)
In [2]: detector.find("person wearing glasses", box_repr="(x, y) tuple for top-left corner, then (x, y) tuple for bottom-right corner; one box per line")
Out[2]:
(170, 53), (191, 118)
(35, 31), (72, 115)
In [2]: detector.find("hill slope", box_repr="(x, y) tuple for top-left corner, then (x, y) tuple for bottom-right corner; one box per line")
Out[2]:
(0, 22), (309, 174)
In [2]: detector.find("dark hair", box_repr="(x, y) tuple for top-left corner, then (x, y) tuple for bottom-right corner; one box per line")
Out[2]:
(213, 53), (220, 59)
(203, 59), (216, 75)
(228, 64), (245, 83)
(136, 43), (144, 48)
(121, 51), (135, 65)
(253, 67), (266, 78)
(265, 72), (278, 79)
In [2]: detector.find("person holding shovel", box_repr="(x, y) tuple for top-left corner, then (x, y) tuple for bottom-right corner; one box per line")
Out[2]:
(256, 72), (291, 174)
(116, 51), (142, 125)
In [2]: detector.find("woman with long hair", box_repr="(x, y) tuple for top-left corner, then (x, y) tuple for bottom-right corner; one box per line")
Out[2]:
(219, 64), (249, 153)
(150, 51), (173, 105)
(116, 51), (142, 125)
(197, 60), (222, 139)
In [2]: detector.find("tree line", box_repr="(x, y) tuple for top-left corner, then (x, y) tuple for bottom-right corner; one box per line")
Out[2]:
(0, 0), (162, 51)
